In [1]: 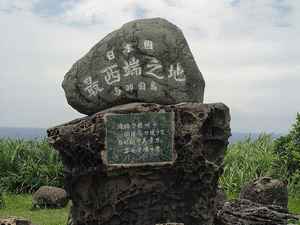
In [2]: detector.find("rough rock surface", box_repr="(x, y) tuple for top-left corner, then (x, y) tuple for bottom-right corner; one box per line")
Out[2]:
(239, 176), (288, 208)
(47, 102), (230, 225)
(215, 187), (227, 211)
(215, 199), (298, 225)
(32, 186), (68, 208)
(62, 18), (205, 115)
(0, 217), (31, 225)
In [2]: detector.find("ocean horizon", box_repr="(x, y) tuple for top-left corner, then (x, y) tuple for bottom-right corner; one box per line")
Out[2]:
(0, 126), (283, 143)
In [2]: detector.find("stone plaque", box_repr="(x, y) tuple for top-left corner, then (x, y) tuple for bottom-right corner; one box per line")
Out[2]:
(104, 112), (175, 166)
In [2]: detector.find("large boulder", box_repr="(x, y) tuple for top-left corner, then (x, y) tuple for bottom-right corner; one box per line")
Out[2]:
(62, 18), (205, 115)
(32, 186), (68, 209)
(239, 177), (288, 208)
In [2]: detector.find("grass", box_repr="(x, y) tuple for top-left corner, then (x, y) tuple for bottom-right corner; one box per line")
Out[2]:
(220, 134), (278, 195)
(0, 138), (64, 193)
(289, 198), (300, 214)
(0, 194), (70, 225)
(289, 198), (300, 225)
(220, 134), (300, 197)
(0, 136), (300, 224)
(0, 194), (299, 225)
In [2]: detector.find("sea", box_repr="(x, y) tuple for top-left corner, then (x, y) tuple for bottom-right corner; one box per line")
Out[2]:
(0, 127), (283, 143)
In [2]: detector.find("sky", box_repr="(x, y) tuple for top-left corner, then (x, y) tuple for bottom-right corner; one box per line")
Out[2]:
(0, 0), (299, 133)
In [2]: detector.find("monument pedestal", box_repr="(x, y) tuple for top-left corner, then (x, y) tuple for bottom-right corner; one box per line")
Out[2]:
(48, 102), (231, 225)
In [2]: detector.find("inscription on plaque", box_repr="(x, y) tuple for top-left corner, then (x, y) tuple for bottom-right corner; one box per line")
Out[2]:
(104, 112), (175, 166)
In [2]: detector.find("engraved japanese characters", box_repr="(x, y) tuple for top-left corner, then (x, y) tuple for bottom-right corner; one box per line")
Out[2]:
(104, 112), (175, 166)
(62, 18), (205, 115)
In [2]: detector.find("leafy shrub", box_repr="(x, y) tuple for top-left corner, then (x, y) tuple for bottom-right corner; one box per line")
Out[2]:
(0, 138), (64, 193)
(220, 134), (285, 195)
(287, 171), (300, 196)
(274, 113), (300, 176)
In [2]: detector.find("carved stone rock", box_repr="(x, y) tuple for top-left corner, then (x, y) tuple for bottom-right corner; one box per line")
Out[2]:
(62, 18), (205, 115)
(239, 177), (288, 209)
(47, 102), (230, 225)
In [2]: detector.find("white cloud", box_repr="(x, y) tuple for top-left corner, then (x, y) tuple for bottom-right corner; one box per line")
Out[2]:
(0, 0), (299, 133)
(61, 0), (139, 29)
(0, 0), (36, 12)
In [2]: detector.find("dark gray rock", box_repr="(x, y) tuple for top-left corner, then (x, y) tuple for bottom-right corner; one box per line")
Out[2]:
(215, 199), (298, 225)
(215, 187), (227, 210)
(63, 18), (205, 115)
(47, 102), (230, 225)
(239, 177), (288, 208)
(32, 186), (68, 209)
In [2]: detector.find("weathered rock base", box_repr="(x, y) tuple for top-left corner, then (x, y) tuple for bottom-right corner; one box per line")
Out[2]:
(239, 176), (288, 208)
(215, 199), (298, 225)
(48, 102), (231, 225)
(0, 217), (31, 225)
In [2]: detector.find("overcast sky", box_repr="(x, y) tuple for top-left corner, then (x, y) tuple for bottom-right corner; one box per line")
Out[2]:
(0, 0), (299, 133)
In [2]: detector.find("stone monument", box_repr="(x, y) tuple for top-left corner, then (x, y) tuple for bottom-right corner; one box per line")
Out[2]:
(62, 18), (205, 115)
(48, 18), (231, 225)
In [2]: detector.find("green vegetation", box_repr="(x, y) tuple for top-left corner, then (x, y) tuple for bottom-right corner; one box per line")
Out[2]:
(0, 194), (297, 225)
(273, 113), (300, 177)
(220, 134), (277, 195)
(0, 114), (299, 224)
(0, 194), (69, 225)
(0, 139), (68, 225)
(0, 191), (4, 209)
(0, 138), (64, 193)
(220, 114), (300, 198)
(289, 197), (300, 215)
